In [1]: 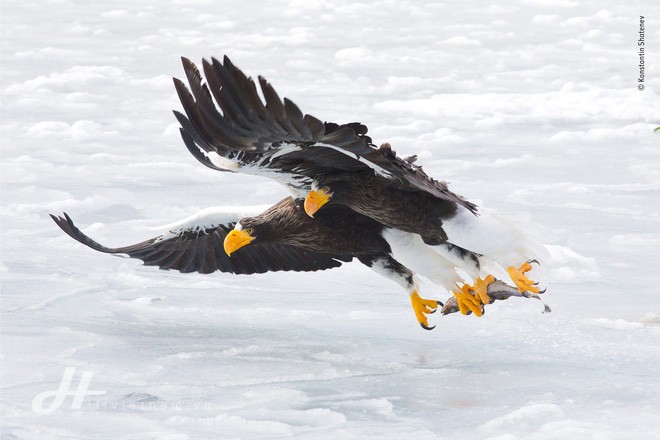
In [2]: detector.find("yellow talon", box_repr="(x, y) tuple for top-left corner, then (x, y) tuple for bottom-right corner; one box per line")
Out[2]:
(410, 291), (440, 330)
(453, 284), (484, 317)
(508, 261), (540, 293)
(471, 275), (495, 304)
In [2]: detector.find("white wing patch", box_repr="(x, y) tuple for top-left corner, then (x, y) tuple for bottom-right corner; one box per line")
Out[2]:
(153, 205), (271, 240)
(240, 148), (313, 193)
(313, 142), (394, 178)
(207, 151), (241, 171)
(267, 142), (301, 160)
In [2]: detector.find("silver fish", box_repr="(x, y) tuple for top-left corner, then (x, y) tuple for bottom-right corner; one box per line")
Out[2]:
(441, 279), (551, 315)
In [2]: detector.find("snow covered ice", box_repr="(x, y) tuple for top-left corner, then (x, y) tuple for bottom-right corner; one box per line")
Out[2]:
(2, 0), (660, 438)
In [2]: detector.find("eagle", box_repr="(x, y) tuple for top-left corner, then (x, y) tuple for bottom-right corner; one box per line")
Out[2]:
(52, 198), (446, 328)
(172, 56), (545, 320)
(51, 198), (545, 328)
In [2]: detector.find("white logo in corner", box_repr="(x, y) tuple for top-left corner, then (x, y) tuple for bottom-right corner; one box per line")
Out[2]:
(32, 367), (107, 414)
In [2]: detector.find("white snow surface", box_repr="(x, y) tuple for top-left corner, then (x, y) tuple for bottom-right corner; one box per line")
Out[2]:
(2, 0), (660, 439)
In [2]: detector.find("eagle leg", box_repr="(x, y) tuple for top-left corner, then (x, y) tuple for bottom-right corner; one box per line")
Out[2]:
(452, 284), (485, 317)
(410, 291), (441, 330)
(507, 260), (541, 293)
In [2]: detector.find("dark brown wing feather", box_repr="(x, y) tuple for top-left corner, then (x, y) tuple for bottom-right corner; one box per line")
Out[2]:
(174, 56), (477, 213)
(50, 213), (351, 275)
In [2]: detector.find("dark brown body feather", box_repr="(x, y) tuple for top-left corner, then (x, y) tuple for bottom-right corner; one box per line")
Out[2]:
(239, 197), (391, 257)
(315, 170), (463, 244)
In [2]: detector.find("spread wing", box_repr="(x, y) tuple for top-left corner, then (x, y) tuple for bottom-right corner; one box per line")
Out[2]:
(174, 56), (477, 212)
(50, 211), (351, 275)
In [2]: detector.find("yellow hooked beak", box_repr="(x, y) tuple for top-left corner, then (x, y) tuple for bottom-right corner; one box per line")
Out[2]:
(223, 229), (255, 256)
(304, 187), (332, 217)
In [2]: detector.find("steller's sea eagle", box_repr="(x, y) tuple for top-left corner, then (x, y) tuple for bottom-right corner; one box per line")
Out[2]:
(172, 56), (546, 321)
(52, 198), (447, 328)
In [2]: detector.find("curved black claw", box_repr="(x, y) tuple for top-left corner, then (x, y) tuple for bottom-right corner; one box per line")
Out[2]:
(420, 323), (436, 331)
(538, 287), (547, 294)
(529, 259), (540, 266)
(427, 300), (444, 315)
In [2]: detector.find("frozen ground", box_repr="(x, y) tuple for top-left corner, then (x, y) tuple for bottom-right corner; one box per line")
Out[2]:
(2, 0), (660, 438)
